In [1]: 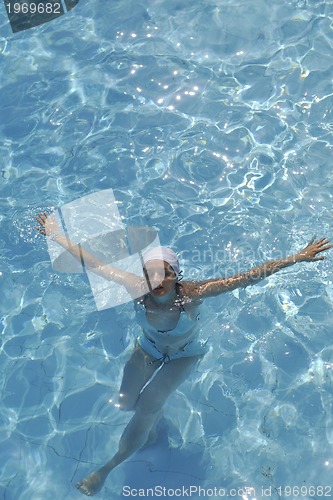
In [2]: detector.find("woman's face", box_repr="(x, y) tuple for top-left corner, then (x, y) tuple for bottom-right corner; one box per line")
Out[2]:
(143, 260), (177, 296)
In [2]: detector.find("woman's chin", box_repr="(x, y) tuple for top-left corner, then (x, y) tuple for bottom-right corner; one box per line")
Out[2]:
(150, 287), (177, 304)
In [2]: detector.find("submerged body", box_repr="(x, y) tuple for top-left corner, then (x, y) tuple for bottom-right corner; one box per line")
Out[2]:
(75, 276), (207, 496)
(135, 283), (208, 361)
(34, 212), (331, 497)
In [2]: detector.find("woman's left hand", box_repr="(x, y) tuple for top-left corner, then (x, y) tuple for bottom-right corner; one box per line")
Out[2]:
(296, 237), (332, 262)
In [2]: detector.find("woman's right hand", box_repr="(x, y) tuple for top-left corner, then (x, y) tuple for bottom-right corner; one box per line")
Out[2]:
(35, 211), (62, 238)
(295, 236), (332, 262)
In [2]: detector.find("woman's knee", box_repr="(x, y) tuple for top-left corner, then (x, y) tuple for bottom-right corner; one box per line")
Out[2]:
(135, 388), (168, 415)
(117, 344), (154, 411)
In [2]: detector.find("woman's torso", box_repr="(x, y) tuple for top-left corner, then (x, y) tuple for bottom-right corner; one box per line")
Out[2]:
(134, 283), (202, 357)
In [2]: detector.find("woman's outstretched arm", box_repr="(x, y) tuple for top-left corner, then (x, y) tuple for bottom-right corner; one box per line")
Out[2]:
(35, 211), (146, 296)
(187, 237), (332, 299)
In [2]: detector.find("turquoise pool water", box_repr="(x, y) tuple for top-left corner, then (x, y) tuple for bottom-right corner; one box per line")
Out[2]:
(1, 0), (333, 498)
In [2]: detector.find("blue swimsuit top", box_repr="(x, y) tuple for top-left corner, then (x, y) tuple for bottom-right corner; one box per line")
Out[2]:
(134, 285), (201, 357)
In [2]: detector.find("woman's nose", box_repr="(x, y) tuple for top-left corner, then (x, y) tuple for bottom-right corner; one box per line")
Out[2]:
(151, 271), (164, 284)
(154, 271), (163, 280)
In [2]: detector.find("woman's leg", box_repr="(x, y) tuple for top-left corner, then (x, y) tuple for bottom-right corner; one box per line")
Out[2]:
(76, 354), (201, 496)
(117, 342), (157, 411)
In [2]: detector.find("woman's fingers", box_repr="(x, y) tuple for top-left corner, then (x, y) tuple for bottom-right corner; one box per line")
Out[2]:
(35, 212), (51, 235)
(299, 236), (332, 261)
(307, 236), (316, 247)
(316, 237), (330, 246)
(309, 237), (331, 251)
(35, 211), (51, 225)
(35, 211), (60, 238)
(317, 244), (332, 253)
(315, 238), (332, 250)
(36, 212), (45, 221)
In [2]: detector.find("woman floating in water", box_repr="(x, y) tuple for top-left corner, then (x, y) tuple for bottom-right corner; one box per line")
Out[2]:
(35, 212), (331, 496)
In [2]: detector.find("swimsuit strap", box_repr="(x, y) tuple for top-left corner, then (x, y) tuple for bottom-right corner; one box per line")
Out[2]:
(174, 282), (186, 311)
(140, 354), (172, 388)
(146, 353), (171, 366)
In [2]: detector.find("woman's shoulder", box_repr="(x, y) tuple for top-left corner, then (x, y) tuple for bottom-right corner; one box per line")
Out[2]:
(178, 281), (202, 304)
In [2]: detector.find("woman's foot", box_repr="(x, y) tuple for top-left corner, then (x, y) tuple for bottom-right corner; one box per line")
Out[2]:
(76, 468), (108, 496)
